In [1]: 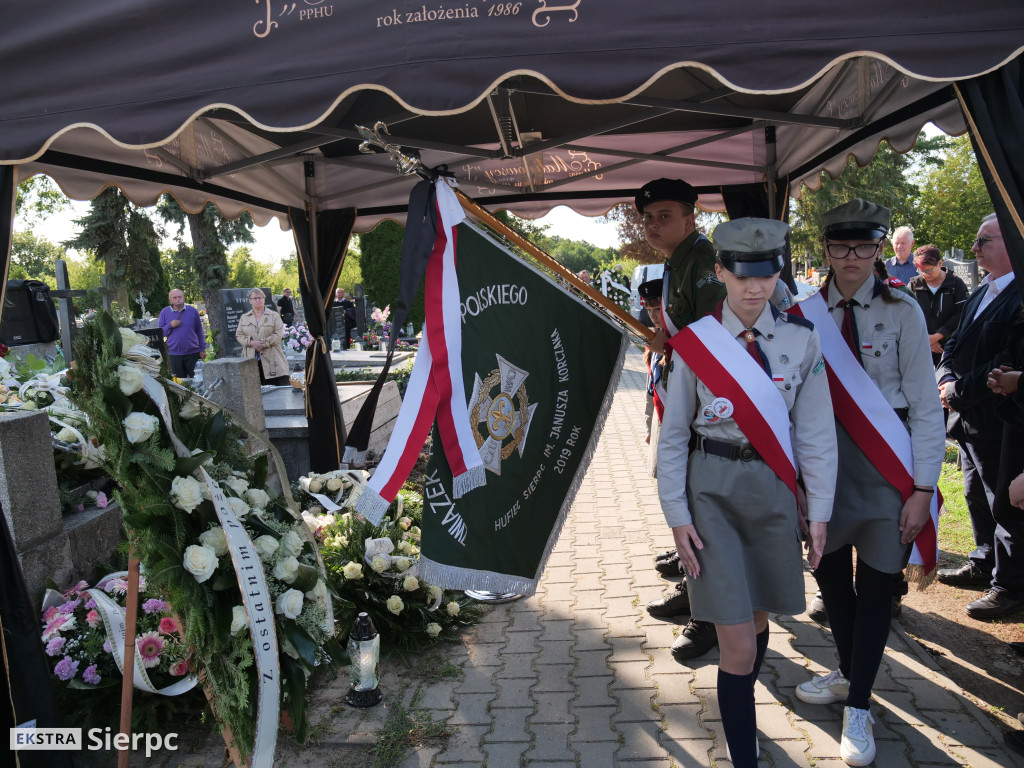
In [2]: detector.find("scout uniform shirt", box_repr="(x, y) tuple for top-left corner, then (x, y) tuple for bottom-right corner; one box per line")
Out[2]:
(823, 277), (945, 488)
(658, 300), (838, 528)
(665, 231), (725, 331)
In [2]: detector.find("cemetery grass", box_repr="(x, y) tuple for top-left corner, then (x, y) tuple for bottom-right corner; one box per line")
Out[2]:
(899, 445), (1024, 727)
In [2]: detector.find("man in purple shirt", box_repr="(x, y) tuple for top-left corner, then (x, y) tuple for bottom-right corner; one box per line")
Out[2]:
(159, 289), (207, 377)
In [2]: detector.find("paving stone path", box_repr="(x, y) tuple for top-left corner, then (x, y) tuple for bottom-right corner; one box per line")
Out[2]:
(150, 347), (1024, 768)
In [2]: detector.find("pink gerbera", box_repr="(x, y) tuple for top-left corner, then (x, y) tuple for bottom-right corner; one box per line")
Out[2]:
(42, 614), (74, 641)
(43, 605), (59, 622)
(136, 631), (165, 668)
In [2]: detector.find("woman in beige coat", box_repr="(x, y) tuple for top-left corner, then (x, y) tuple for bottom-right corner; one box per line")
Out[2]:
(236, 289), (289, 385)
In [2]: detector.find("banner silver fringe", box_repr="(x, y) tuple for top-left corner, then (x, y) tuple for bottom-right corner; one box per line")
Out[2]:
(343, 445), (366, 465)
(417, 555), (540, 597)
(451, 464), (486, 499)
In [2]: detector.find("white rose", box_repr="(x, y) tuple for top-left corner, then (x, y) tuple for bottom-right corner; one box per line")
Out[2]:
(245, 488), (270, 510)
(326, 477), (343, 492)
(56, 427), (79, 443)
(183, 545), (218, 583)
(301, 511), (320, 534)
(386, 595), (404, 615)
(198, 527), (229, 557)
(304, 579), (328, 606)
(394, 556), (411, 573)
(316, 513), (336, 529)
(398, 516), (413, 530)
(118, 327), (143, 350)
(307, 477), (324, 494)
(123, 412), (160, 444)
(426, 623), (442, 638)
(117, 364), (144, 396)
(179, 398), (201, 420)
(397, 540), (414, 555)
(273, 556), (300, 584)
(427, 585), (442, 604)
(223, 476), (248, 496)
(370, 554), (390, 574)
(226, 496), (250, 521)
(275, 589), (304, 620)
(280, 530), (304, 558)
(230, 605), (248, 636)
(170, 475), (205, 513)
(446, 601), (460, 617)
(255, 535), (279, 561)
(402, 575), (419, 592)
(342, 562), (363, 580)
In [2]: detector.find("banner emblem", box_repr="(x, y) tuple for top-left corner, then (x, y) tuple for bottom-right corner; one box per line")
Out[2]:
(470, 354), (538, 475)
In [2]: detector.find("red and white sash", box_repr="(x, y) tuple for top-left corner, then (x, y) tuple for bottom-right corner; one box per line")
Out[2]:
(355, 180), (485, 523)
(668, 315), (797, 496)
(790, 292), (939, 571)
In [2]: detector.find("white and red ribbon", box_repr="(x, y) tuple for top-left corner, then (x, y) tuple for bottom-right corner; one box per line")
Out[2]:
(355, 180), (485, 523)
(791, 293), (940, 572)
(669, 315), (797, 496)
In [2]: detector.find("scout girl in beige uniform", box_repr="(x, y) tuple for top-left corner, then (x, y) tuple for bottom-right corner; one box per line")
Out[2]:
(659, 218), (837, 767)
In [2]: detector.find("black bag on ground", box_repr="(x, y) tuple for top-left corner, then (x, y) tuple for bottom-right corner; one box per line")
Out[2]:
(0, 280), (60, 346)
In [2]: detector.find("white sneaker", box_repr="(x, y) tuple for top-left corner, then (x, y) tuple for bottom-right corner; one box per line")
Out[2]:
(795, 668), (850, 704)
(840, 706), (876, 766)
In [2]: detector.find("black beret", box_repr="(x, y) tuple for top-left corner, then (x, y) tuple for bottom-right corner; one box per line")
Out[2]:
(637, 278), (664, 302)
(635, 178), (698, 213)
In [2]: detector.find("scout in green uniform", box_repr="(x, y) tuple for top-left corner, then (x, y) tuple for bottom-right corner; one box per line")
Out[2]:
(636, 178), (724, 661)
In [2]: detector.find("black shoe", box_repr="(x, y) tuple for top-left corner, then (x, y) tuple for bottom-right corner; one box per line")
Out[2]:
(892, 572), (909, 619)
(655, 552), (682, 576)
(647, 581), (690, 618)
(966, 589), (1024, 620)
(655, 549), (677, 563)
(671, 619), (718, 661)
(936, 562), (990, 588)
(1005, 729), (1024, 757)
(807, 591), (829, 625)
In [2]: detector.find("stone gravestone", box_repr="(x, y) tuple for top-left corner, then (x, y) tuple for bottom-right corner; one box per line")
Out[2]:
(219, 287), (271, 358)
(353, 283), (367, 339)
(944, 250), (978, 290)
(329, 302), (346, 344)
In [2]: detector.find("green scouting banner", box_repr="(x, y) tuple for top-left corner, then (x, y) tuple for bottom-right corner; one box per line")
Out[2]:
(419, 222), (627, 595)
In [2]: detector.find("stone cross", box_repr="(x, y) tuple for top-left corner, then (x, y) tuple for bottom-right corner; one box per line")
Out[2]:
(51, 259), (87, 364)
(137, 290), (149, 318)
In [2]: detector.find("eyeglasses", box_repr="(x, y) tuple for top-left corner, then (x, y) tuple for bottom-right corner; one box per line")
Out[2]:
(973, 235), (1003, 248)
(916, 265), (940, 275)
(249, 295), (265, 301)
(825, 241), (883, 260)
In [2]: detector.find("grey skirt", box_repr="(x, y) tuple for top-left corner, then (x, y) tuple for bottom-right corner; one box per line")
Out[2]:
(824, 423), (912, 574)
(686, 450), (806, 625)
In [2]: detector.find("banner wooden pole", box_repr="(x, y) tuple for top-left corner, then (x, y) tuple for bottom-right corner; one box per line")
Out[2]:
(117, 554), (140, 768)
(454, 189), (655, 343)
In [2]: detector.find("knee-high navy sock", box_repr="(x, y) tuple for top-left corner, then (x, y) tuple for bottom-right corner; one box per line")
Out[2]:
(749, 626), (770, 685)
(814, 546), (855, 679)
(719, 668), (757, 768)
(847, 560), (897, 711)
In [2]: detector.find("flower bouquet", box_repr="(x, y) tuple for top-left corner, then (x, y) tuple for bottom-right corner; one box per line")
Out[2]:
(67, 311), (342, 760)
(282, 321), (314, 355)
(591, 263), (632, 312)
(297, 472), (481, 651)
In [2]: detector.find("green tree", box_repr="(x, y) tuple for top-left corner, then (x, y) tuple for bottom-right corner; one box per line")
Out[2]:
(10, 230), (66, 282)
(227, 246), (274, 290)
(358, 220), (425, 326)
(914, 134), (993, 255)
(157, 197), (255, 357)
(64, 188), (167, 314)
(600, 203), (661, 264)
(337, 245), (363, 295)
(14, 175), (68, 224)
(268, 254), (300, 297)
(64, 252), (105, 313)
(161, 244), (202, 303)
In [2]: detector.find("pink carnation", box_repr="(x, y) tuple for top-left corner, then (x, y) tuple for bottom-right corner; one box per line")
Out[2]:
(57, 600), (79, 615)
(142, 598), (168, 615)
(82, 665), (101, 685)
(95, 492), (108, 509)
(45, 636), (66, 656)
(54, 656), (79, 681)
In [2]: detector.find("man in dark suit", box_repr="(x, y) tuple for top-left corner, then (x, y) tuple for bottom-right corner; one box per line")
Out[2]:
(936, 213), (1022, 619)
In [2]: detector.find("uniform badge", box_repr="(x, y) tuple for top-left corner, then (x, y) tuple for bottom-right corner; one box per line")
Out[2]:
(779, 354), (789, 365)
(702, 405), (721, 424)
(812, 356), (825, 375)
(696, 273), (722, 288)
(710, 397), (734, 420)
(875, 323), (885, 332)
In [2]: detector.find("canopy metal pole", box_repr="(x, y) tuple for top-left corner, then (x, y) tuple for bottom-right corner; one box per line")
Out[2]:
(766, 126), (779, 220)
(454, 189), (653, 343)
